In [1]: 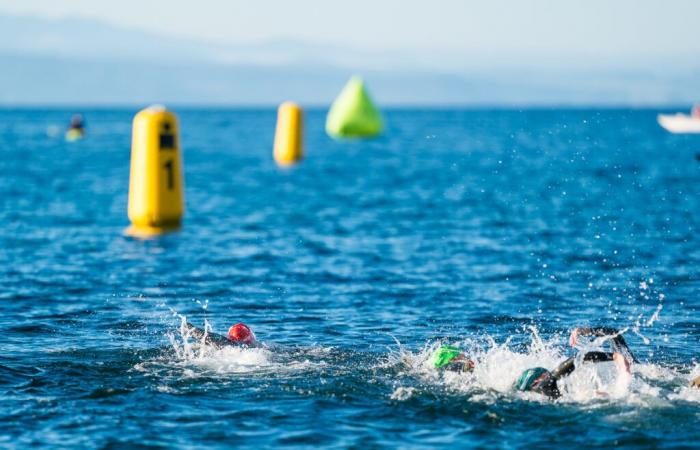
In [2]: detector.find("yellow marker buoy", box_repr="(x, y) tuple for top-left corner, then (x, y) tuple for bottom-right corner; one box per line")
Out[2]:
(126, 105), (184, 237)
(273, 102), (304, 166)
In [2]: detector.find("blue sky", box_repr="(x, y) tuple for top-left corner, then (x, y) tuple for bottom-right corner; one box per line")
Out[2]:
(1, 1), (699, 105)
(1, 0), (700, 70)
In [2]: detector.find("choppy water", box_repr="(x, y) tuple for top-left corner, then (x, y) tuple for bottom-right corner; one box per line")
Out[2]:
(0, 108), (698, 448)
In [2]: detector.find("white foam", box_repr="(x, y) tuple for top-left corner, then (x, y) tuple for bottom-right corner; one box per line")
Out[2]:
(184, 345), (274, 374)
(388, 328), (699, 407)
(669, 386), (700, 403)
(390, 386), (416, 401)
(136, 315), (328, 379)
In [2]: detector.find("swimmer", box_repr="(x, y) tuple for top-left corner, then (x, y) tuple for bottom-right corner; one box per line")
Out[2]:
(184, 322), (258, 349)
(431, 345), (475, 372)
(69, 114), (85, 132)
(516, 327), (635, 399)
(65, 114), (86, 141)
(691, 376), (700, 388)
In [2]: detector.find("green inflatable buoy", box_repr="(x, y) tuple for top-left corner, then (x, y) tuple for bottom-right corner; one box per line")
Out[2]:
(326, 76), (383, 138)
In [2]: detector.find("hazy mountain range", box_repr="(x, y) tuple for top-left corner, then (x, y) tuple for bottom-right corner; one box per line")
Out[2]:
(1, 14), (699, 106)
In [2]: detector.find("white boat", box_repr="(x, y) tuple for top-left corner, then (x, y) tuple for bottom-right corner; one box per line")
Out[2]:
(658, 113), (700, 134)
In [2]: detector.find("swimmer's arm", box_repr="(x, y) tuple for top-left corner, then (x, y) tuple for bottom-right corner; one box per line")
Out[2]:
(570, 327), (618, 343)
(184, 323), (231, 347)
(569, 327), (637, 363)
(581, 350), (631, 376)
(551, 352), (620, 380)
(612, 352), (632, 376)
(551, 357), (576, 380)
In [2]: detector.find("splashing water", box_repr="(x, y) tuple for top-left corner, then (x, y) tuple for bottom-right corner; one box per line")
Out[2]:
(134, 313), (335, 383)
(387, 327), (700, 407)
(166, 316), (273, 374)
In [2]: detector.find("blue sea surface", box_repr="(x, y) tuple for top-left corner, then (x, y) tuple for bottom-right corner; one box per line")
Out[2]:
(0, 108), (698, 448)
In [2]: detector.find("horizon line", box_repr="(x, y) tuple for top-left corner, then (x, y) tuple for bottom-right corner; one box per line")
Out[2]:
(0, 103), (694, 111)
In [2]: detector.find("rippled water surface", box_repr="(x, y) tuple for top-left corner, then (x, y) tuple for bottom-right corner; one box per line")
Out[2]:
(1, 108), (699, 448)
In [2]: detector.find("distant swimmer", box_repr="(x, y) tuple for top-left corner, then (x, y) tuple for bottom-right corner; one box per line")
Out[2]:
(65, 114), (86, 141)
(184, 322), (258, 349)
(515, 327), (635, 399)
(431, 345), (475, 372)
(69, 114), (85, 132)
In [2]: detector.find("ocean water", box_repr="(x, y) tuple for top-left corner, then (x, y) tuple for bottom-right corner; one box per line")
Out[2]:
(0, 108), (698, 449)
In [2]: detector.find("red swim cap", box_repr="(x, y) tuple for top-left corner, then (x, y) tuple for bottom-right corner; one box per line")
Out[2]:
(228, 323), (256, 345)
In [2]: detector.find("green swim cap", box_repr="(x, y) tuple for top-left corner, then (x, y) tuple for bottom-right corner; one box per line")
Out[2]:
(515, 367), (549, 391)
(431, 345), (464, 368)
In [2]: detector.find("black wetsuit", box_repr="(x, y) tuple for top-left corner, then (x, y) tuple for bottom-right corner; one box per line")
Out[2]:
(531, 328), (635, 399)
(184, 323), (256, 349)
